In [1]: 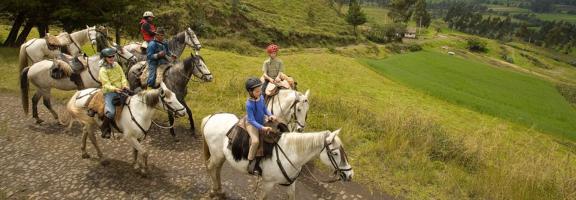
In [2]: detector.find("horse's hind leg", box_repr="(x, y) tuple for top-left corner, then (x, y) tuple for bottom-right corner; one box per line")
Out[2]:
(31, 92), (43, 123)
(87, 124), (107, 165)
(81, 125), (90, 159)
(132, 147), (139, 170)
(41, 90), (59, 121)
(206, 154), (225, 198)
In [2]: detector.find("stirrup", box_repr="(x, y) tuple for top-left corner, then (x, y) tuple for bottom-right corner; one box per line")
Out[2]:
(247, 159), (262, 175)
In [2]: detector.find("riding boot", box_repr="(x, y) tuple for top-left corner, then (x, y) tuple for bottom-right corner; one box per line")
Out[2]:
(100, 117), (112, 139)
(247, 157), (262, 175)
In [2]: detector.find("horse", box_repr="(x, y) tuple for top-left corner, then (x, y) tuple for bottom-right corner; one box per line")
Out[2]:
(267, 89), (310, 132)
(20, 46), (136, 124)
(19, 26), (100, 72)
(127, 53), (212, 140)
(124, 27), (201, 62)
(202, 113), (354, 200)
(61, 82), (186, 175)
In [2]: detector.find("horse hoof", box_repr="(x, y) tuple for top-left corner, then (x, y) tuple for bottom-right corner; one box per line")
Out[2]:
(173, 138), (180, 143)
(100, 160), (110, 166)
(35, 119), (44, 124)
(81, 153), (90, 159)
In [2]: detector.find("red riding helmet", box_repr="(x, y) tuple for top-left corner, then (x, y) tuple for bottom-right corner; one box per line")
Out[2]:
(266, 44), (279, 54)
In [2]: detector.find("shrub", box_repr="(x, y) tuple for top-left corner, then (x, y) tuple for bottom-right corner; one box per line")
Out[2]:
(467, 37), (488, 52)
(366, 23), (406, 44)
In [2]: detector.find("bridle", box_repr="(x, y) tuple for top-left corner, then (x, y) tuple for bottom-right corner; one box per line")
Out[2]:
(114, 46), (137, 66)
(320, 132), (353, 181)
(183, 53), (211, 83)
(271, 91), (307, 131)
(184, 28), (202, 51)
(158, 89), (186, 114)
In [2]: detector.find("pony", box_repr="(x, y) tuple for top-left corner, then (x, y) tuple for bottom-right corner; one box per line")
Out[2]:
(62, 83), (186, 175)
(19, 26), (99, 71)
(202, 113), (354, 199)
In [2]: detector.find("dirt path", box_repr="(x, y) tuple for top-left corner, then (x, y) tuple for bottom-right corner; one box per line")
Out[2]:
(0, 93), (393, 199)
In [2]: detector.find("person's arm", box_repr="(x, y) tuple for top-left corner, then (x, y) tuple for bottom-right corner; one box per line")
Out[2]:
(99, 67), (117, 92)
(147, 42), (162, 60)
(142, 23), (155, 36)
(246, 102), (265, 130)
(117, 63), (129, 88)
(262, 98), (272, 116)
(262, 61), (273, 81)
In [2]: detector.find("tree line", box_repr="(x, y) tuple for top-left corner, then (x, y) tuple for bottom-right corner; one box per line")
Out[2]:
(444, 2), (576, 53)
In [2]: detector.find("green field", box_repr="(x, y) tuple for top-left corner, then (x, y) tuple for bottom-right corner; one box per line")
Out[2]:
(364, 51), (576, 139)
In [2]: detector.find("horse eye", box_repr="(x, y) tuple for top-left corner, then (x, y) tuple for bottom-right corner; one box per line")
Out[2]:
(297, 109), (301, 112)
(332, 152), (338, 156)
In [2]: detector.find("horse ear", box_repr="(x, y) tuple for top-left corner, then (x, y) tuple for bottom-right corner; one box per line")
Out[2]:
(332, 129), (341, 136)
(304, 89), (310, 98)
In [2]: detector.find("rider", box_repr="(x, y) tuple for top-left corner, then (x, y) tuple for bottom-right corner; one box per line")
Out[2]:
(261, 44), (289, 95)
(140, 11), (156, 51)
(245, 77), (276, 175)
(146, 27), (176, 89)
(99, 48), (129, 139)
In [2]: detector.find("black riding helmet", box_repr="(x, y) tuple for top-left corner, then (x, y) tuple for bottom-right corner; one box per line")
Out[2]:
(245, 77), (262, 92)
(100, 47), (116, 58)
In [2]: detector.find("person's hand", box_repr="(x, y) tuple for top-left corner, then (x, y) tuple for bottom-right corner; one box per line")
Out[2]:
(275, 77), (281, 82)
(268, 77), (275, 82)
(158, 51), (166, 58)
(115, 88), (123, 93)
(171, 55), (177, 60)
(262, 127), (272, 134)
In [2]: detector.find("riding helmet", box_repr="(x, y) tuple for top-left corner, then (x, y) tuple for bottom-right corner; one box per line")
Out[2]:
(143, 11), (155, 18)
(266, 44), (279, 54)
(245, 77), (262, 92)
(100, 48), (116, 58)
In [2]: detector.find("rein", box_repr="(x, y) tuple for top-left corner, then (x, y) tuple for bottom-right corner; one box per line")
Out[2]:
(270, 90), (306, 130)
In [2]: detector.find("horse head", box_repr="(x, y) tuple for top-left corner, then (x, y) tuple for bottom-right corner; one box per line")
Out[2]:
(293, 89), (310, 132)
(145, 83), (186, 117)
(185, 27), (202, 50)
(85, 25), (98, 45)
(184, 53), (213, 82)
(319, 129), (354, 182)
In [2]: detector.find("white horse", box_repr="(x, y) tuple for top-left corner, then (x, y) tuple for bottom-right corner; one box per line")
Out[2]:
(202, 113), (354, 200)
(124, 27), (202, 62)
(19, 26), (99, 71)
(267, 89), (310, 132)
(62, 83), (186, 174)
(20, 46), (136, 123)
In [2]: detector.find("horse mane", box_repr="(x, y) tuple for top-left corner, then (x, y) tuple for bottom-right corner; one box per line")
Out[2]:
(280, 131), (328, 154)
(141, 90), (161, 107)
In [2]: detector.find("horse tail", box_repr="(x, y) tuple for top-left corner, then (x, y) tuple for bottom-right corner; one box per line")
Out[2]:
(60, 92), (90, 128)
(201, 115), (211, 161)
(19, 44), (29, 72)
(20, 67), (30, 114)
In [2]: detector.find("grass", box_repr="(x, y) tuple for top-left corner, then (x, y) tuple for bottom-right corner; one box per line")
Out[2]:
(364, 51), (576, 139)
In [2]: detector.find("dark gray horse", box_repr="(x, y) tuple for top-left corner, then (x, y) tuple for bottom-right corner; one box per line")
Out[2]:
(127, 53), (212, 140)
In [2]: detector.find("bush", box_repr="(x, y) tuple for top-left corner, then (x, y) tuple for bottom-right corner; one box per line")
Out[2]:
(386, 43), (422, 53)
(408, 44), (422, 52)
(467, 37), (488, 52)
(366, 23), (406, 44)
(204, 37), (260, 55)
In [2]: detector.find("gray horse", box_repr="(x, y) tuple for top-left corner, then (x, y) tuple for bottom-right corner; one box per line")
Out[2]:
(127, 53), (212, 140)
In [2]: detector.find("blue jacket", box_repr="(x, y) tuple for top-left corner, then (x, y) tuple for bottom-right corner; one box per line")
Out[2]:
(147, 39), (172, 66)
(246, 95), (272, 130)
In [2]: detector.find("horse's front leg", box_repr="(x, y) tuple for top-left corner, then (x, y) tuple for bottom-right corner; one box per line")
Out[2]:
(132, 147), (139, 170)
(259, 181), (275, 200)
(126, 135), (148, 176)
(167, 113), (179, 142)
(182, 100), (196, 137)
(31, 92), (43, 123)
(81, 125), (90, 159)
(286, 181), (296, 200)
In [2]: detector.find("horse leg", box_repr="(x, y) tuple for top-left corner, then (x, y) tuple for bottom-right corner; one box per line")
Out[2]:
(87, 124), (107, 165)
(41, 90), (59, 121)
(182, 101), (196, 137)
(132, 148), (139, 170)
(126, 135), (148, 175)
(259, 181), (275, 200)
(286, 181), (296, 200)
(167, 113), (179, 142)
(81, 125), (90, 159)
(206, 155), (225, 198)
(31, 92), (43, 123)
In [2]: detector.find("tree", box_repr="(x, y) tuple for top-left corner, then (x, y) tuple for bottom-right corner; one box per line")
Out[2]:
(346, 0), (367, 36)
(412, 0), (431, 28)
(388, 0), (416, 23)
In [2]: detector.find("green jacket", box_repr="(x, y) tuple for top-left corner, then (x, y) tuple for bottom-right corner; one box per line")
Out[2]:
(99, 62), (128, 93)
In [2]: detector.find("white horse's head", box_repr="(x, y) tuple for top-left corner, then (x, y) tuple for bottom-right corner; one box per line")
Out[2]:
(146, 83), (186, 117)
(113, 45), (137, 64)
(319, 129), (354, 182)
(292, 89), (310, 132)
(185, 27), (201, 50)
(86, 25), (98, 45)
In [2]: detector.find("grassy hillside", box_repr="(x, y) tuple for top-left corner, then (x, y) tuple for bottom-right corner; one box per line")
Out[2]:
(364, 51), (576, 139)
(4, 45), (576, 199)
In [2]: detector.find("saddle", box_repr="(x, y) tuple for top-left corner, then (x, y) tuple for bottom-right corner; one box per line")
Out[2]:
(226, 116), (289, 161)
(132, 62), (171, 88)
(50, 54), (88, 89)
(84, 90), (126, 124)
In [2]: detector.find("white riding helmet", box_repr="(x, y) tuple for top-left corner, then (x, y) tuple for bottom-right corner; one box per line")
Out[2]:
(143, 11), (154, 18)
